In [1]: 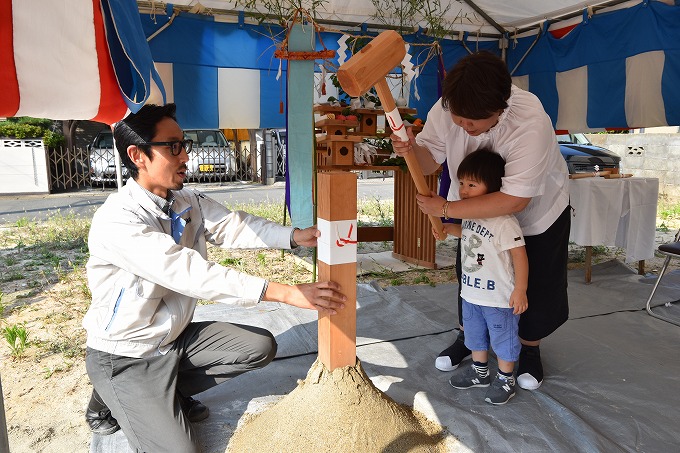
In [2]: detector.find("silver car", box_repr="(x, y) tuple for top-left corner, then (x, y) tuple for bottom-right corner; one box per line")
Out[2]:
(87, 129), (239, 184)
(183, 129), (238, 181)
(87, 130), (128, 185)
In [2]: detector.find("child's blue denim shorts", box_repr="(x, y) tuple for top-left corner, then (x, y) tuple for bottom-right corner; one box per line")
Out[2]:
(461, 298), (521, 363)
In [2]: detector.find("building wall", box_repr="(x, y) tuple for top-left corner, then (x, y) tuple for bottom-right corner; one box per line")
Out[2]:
(586, 133), (680, 199)
(0, 139), (50, 194)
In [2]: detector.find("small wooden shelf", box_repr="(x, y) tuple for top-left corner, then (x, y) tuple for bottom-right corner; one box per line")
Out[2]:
(314, 118), (360, 128)
(314, 105), (417, 115)
(386, 123), (423, 135)
(351, 131), (390, 138)
(317, 165), (400, 171)
(314, 104), (345, 113)
(352, 108), (383, 115)
(316, 134), (363, 144)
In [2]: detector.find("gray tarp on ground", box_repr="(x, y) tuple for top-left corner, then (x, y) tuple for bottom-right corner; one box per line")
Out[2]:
(92, 260), (680, 452)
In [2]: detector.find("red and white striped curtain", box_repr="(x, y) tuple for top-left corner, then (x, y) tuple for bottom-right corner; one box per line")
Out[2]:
(0, 0), (163, 124)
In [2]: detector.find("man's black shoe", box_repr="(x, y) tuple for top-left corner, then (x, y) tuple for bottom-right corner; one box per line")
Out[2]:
(85, 389), (120, 435)
(86, 408), (120, 435)
(180, 395), (210, 422)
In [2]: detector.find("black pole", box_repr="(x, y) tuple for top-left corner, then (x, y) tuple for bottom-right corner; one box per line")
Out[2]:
(0, 372), (10, 453)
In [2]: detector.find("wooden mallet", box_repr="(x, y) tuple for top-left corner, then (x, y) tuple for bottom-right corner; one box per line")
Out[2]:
(337, 30), (445, 238)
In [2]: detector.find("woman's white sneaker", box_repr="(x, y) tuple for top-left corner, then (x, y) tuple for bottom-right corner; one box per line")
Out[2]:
(435, 331), (471, 372)
(517, 345), (543, 390)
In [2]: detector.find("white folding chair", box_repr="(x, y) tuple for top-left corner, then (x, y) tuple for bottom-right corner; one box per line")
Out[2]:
(645, 228), (680, 326)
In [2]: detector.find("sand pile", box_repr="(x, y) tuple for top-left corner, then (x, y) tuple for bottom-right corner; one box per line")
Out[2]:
(227, 358), (448, 452)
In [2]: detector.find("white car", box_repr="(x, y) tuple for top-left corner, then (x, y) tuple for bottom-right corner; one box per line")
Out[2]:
(87, 130), (128, 185)
(183, 129), (238, 181)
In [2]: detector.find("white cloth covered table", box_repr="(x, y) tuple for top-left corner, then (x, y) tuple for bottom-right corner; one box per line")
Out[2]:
(568, 177), (659, 263)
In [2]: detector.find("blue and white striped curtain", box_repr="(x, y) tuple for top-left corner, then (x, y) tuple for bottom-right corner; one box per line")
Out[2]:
(141, 1), (680, 132)
(507, 0), (680, 133)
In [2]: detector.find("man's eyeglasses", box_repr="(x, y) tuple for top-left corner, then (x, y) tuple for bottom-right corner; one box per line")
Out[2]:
(142, 139), (193, 156)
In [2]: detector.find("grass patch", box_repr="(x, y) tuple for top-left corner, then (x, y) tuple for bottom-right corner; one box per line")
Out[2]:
(3, 256), (18, 266)
(1, 271), (25, 283)
(44, 336), (84, 359)
(224, 201), (286, 224)
(413, 273), (434, 286)
(4, 323), (29, 359)
(657, 196), (680, 228)
(0, 212), (90, 249)
(358, 197), (394, 227)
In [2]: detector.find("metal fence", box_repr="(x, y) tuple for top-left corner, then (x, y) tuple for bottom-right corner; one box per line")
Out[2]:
(186, 143), (258, 183)
(46, 142), (268, 192)
(46, 145), (90, 192)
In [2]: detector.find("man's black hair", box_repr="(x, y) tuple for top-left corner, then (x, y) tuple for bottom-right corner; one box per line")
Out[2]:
(113, 104), (178, 180)
(457, 148), (505, 193)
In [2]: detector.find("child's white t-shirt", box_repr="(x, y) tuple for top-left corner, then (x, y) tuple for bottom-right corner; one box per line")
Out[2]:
(459, 214), (525, 308)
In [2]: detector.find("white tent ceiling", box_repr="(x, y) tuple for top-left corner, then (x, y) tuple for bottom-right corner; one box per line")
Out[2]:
(139, 0), (652, 35)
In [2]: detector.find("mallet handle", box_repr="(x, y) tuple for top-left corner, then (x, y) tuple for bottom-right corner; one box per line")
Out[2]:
(374, 79), (445, 238)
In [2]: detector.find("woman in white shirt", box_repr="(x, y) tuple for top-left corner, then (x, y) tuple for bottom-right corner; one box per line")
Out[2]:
(392, 51), (570, 390)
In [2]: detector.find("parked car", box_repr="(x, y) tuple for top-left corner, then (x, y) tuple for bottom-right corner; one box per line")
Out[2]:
(87, 130), (128, 185)
(183, 129), (238, 181)
(87, 129), (240, 184)
(557, 133), (621, 174)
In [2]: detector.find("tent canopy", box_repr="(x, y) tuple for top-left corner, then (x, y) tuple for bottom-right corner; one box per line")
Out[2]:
(1, 0), (679, 130)
(140, 0), (655, 36)
(138, 0), (680, 132)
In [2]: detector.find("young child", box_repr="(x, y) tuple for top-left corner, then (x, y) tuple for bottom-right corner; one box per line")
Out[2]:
(435, 148), (529, 405)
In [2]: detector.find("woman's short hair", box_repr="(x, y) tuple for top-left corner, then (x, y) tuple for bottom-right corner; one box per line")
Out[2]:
(113, 104), (178, 179)
(456, 148), (505, 193)
(441, 51), (511, 120)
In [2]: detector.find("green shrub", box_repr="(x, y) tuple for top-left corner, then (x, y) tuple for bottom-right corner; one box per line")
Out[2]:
(0, 122), (43, 139)
(43, 129), (65, 147)
(0, 117), (65, 146)
(12, 117), (53, 128)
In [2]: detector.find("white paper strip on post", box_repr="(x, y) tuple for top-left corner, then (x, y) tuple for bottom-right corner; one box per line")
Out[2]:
(384, 107), (408, 141)
(317, 218), (357, 265)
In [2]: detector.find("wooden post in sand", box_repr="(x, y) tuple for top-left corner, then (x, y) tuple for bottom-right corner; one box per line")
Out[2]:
(317, 171), (357, 370)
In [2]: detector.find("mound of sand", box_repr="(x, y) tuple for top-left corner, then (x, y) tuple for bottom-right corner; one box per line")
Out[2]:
(227, 358), (448, 452)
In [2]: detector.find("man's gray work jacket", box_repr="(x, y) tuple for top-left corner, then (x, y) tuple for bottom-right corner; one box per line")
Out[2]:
(82, 179), (293, 358)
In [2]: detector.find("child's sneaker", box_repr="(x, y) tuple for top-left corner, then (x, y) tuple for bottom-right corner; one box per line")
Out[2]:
(484, 373), (516, 405)
(449, 365), (491, 389)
